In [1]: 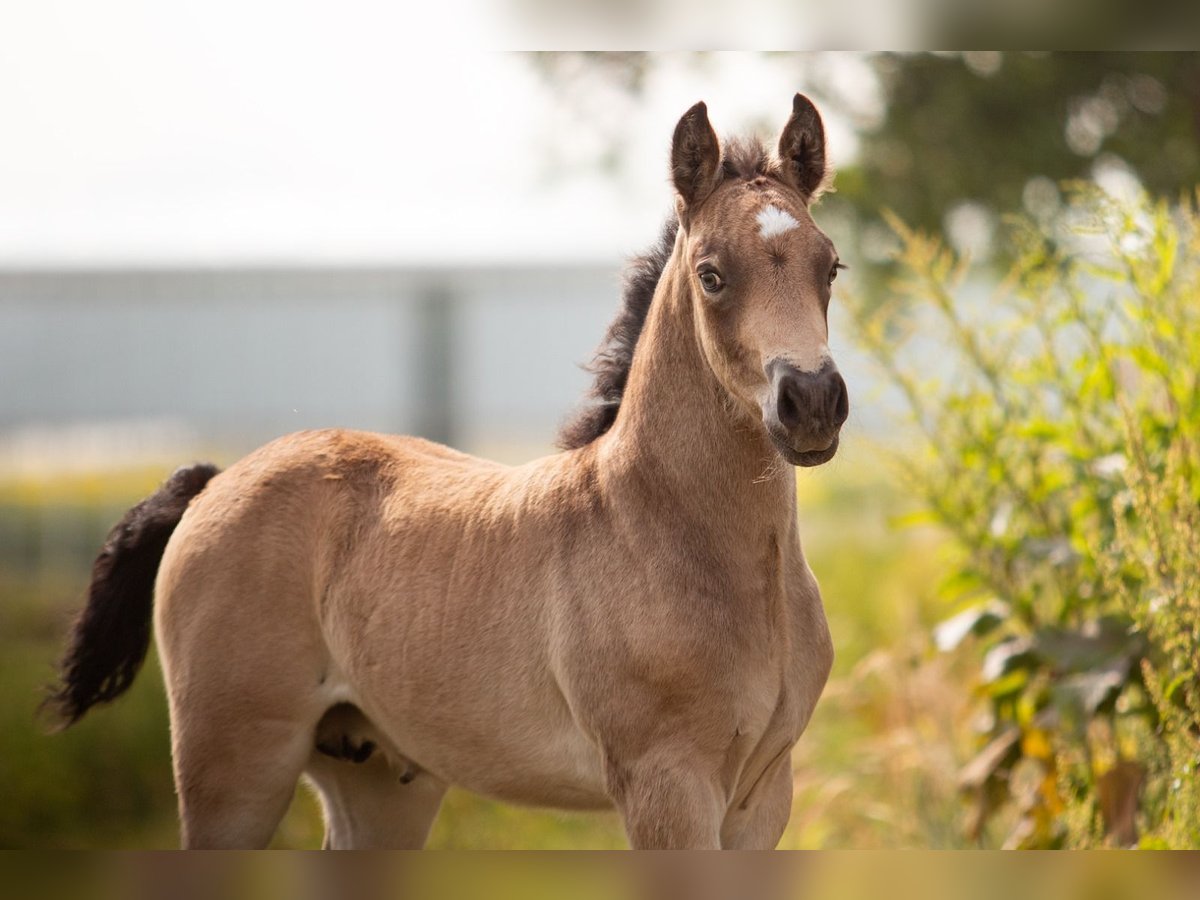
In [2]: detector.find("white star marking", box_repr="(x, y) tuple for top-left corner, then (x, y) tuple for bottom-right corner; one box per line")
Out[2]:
(757, 205), (800, 240)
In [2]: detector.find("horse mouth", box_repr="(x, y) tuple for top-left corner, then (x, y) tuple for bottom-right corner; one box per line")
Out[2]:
(768, 431), (839, 467)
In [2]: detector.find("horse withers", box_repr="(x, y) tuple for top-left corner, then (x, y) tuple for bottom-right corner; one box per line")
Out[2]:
(49, 94), (849, 849)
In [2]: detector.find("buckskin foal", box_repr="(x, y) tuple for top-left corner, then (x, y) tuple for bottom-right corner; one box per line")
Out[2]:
(49, 94), (849, 849)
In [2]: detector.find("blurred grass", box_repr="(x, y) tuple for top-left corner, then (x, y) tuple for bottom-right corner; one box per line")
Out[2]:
(0, 442), (970, 848)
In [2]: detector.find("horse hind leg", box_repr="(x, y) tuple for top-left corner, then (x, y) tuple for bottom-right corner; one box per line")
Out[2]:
(162, 609), (331, 848)
(170, 693), (318, 849)
(305, 704), (446, 849)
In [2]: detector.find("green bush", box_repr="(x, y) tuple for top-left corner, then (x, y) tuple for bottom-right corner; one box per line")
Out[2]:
(847, 184), (1200, 847)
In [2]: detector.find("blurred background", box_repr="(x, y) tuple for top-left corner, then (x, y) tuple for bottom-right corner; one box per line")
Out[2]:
(2, 38), (1198, 848)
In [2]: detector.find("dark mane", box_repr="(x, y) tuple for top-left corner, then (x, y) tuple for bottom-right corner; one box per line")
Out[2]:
(557, 216), (679, 450)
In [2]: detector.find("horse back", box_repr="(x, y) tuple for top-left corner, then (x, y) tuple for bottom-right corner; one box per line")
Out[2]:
(153, 428), (611, 807)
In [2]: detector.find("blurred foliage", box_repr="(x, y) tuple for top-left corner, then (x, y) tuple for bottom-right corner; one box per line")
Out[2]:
(845, 184), (1200, 847)
(843, 53), (1200, 238)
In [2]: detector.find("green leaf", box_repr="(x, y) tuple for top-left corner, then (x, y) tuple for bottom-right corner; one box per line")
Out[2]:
(1017, 421), (1062, 441)
(985, 668), (1031, 701)
(1163, 673), (1189, 703)
(934, 600), (1010, 652)
(1051, 659), (1131, 717)
(888, 508), (940, 529)
(1029, 619), (1143, 675)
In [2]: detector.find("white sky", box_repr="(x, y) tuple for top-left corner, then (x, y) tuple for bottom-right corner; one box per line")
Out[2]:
(0, 10), (871, 266)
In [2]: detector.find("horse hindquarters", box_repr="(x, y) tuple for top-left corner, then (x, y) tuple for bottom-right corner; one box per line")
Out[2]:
(153, 485), (335, 848)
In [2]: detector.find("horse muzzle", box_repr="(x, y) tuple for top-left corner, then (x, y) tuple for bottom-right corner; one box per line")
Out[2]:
(761, 358), (849, 467)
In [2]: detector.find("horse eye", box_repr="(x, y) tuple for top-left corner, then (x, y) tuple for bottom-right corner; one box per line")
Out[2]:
(698, 270), (723, 294)
(829, 260), (847, 286)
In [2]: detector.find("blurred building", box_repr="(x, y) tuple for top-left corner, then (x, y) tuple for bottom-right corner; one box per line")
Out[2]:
(0, 264), (623, 468)
(0, 258), (891, 477)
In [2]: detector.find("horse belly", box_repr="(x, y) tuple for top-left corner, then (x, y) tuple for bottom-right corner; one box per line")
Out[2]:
(440, 711), (611, 810)
(339, 643), (610, 811)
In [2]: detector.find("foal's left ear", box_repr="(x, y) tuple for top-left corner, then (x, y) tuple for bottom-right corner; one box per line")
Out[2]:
(778, 93), (828, 203)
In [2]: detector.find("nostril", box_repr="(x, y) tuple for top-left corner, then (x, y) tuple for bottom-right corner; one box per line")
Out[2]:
(830, 373), (849, 427)
(776, 379), (803, 431)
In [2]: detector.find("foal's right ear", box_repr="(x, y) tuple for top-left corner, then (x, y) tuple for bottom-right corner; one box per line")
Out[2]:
(671, 101), (721, 218)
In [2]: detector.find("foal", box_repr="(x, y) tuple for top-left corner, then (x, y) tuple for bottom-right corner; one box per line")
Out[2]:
(50, 94), (849, 849)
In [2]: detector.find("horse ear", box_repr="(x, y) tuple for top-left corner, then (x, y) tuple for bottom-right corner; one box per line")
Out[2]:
(777, 93), (828, 202)
(671, 101), (721, 214)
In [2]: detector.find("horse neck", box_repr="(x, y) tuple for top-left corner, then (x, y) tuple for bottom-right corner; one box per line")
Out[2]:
(596, 236), (797, 538)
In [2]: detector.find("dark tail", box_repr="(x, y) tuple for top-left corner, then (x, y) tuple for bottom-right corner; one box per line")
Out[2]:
(45, 462), (221, 729)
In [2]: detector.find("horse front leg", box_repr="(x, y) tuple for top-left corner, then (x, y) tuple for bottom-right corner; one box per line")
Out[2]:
(605, 749), (725, 849)
(719, 751), (794, 849)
